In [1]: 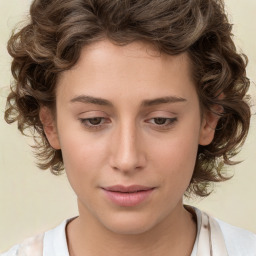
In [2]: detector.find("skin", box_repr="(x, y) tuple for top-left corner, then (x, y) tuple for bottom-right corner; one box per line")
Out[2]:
(40, 40), (218, 256)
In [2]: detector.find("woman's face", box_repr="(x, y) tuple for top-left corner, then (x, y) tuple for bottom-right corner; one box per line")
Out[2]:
(44, 40), (215, 235)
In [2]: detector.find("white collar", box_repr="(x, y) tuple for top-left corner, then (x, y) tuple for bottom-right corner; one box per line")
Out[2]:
(42, 207), (229, 256)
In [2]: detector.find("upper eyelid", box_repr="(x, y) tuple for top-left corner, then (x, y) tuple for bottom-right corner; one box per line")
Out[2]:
(77, 110), (178, 121)
(144, 113), (177, 120)
(76, 108), (178, 116)
(78, 110), (108, 116)
(144, 109), (177, 115)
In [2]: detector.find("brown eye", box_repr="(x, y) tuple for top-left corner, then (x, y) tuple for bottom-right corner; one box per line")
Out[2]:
(88, 117), (103, 125)
(146, 117), (177, 130)
(79, 117), (106, 129)
(154, 118), (168, 125)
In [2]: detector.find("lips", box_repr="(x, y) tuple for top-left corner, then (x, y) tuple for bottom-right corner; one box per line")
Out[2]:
(102, 185), (155, 207)
(103, 185), (154, 193)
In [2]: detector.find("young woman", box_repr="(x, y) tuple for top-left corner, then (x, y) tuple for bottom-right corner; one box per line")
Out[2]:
(2, 0), (256, 255)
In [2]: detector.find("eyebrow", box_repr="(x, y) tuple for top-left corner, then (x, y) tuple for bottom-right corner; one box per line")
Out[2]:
(141, 96), (187, 107)
(70, 95), (187, 107)
(70, 95), (113, 106)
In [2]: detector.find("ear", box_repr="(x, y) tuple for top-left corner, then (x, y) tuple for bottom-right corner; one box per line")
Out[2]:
(39, 107), (61, 149)
(199, 105), (222, 146)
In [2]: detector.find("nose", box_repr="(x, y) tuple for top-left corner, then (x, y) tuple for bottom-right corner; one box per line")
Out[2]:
(109, 122), (146, 173)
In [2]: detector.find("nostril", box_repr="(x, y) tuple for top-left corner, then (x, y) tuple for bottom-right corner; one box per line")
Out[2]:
(109, 134), (146, 172)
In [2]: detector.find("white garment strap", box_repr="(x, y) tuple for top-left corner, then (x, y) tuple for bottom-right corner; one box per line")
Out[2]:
(17, 233), (44, 256)
(197, 211), (212, 255)
(197, 212), (229, 256)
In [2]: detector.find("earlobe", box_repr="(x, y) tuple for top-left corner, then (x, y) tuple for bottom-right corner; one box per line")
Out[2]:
(199, 108), (221, 146)
(39, 107), (61, 149)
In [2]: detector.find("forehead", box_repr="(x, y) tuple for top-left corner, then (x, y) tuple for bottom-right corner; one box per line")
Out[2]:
(56, 40), (197, 106)
(74, 40), (192, 75)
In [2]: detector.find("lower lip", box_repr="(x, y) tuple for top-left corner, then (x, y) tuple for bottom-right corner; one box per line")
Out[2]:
(103, 189), (155, 207)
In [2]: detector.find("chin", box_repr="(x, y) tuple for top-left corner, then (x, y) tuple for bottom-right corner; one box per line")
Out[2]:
(99, 212), (160, 235)
(105, 222), (153, 235)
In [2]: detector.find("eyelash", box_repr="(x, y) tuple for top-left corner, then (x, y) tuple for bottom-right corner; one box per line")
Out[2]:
(79, 117), (108, 130)
(79, 117), (177, 130)
(147, 117), (177, 129)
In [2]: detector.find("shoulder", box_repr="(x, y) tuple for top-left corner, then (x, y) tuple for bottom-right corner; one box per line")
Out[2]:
(215, 218), (256, 256)
(192, 207), (256, 256)
(1, 217), (74, 256)
(0, 233), (44, 256)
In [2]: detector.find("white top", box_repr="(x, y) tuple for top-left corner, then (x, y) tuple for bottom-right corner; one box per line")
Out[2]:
(1, 208), (256, 256)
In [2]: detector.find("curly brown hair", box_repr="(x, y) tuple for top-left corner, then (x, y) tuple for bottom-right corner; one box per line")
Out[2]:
(5, 0), (250, 197)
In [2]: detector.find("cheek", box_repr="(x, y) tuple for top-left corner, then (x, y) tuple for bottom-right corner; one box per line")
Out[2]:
(149, 122), (200, 190)
(58, 128), (115, 190)
(152, 137), (198, 175)
(57, 129), (105, 187)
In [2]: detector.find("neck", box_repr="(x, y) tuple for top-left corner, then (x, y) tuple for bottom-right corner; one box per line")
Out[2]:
(66, 201), (197, 256)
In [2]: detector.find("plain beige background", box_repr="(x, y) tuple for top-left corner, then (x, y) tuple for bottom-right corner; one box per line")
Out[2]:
(0, 0), (255, 252)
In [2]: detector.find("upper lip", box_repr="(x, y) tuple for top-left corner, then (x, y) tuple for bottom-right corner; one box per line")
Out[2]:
(102, 185), (154, 193)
